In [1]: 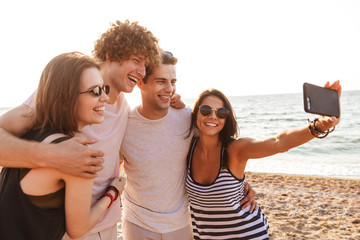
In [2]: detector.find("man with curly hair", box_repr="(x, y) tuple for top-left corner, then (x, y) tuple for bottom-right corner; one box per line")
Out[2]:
(0, 20), (161, 240)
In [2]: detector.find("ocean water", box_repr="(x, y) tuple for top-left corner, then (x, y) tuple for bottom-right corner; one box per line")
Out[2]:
(1, 91), (359, 179)
(183, 90), (360, 180)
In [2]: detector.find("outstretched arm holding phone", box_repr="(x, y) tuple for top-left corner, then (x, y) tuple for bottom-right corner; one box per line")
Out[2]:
(186, 80), (341, 239)
(235, 80), (341, 160)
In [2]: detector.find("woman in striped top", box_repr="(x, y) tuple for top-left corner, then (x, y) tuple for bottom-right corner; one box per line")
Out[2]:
(185, 84), (341, 240)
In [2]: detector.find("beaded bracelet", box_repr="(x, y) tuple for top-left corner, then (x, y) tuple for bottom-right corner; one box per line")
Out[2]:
(99, 185), (120, 208)
(106, 186), (119, 201)
(102, 192), (114, 208)
(308, 118), (335, 139)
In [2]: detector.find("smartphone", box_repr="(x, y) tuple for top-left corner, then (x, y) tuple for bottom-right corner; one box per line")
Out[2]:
(303, 82), (340, 117)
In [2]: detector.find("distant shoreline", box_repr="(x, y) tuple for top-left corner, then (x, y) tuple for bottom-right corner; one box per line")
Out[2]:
(1, 90), (359, 109)
(187, 89), (360, 101)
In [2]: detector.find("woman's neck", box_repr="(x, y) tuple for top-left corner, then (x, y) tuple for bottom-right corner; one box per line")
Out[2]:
(197, 134), (221, 154)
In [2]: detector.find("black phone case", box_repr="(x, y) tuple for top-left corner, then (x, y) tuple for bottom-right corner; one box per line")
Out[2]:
(303, 83), (340, 117)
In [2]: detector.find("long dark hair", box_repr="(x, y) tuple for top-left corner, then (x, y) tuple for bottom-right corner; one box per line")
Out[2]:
(187, 89), (239, 167)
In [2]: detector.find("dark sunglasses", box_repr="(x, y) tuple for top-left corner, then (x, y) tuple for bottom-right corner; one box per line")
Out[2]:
(199, 105), (229, 119)
(163, 51), (173, 58)
(80, 85), (110, 97)
(162, 51), (175, 60)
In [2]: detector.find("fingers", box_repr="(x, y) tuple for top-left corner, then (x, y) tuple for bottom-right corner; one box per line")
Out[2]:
(171, 93), (180, 103)
(170, 100), (185, 109)
(250, 201), (258, 213)
(240, 192), (252, 208)
(111, 177), (125, 184)
(84, 164), (104, 174)
(110, 177), (126, 193)
(84, 145), (104, 159)
(323, 80), (342, 120)
(241, 182), (257, 213)
(171, 101), (186, 109)
(241, 198), (257, 213)
(170, 93), (186, 109)
(324, 81), (330, 88)
(67, 163), (103, 179)
(74, 136), (98, 145)
(337, 83), (342, 98)
(243, 182), (250, 193)
(318, 115), (339, 130)
(54, 138), (104, 177)
(87, 156), (104, 166)
(79, 172), (98, 179)
(171, 93), (182, 102)
(69, 136), (104, 157)
(240, 197), (251, 210)
(325, 80), (342, 96)
(324, 80), (341, 90)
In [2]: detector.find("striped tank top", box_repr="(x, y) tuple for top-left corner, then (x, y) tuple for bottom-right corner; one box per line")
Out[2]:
(185, 137), (269, 240)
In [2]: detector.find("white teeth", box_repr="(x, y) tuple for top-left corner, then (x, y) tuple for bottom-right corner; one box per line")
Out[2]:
(160, 95), (170, 99)
(94, 106), (105, 112)
(128, 76), (138, 83)
(205, 123), (217, 127)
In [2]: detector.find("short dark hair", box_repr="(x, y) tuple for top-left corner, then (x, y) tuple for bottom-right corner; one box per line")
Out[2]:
(33, 52), (100, 136)
(142, 51), (177, 83)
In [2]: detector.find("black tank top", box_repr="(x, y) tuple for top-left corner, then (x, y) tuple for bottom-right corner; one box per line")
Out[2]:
(0, 130), (68, 240)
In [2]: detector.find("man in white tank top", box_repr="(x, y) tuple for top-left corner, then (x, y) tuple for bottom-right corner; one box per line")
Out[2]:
(120, 52), (257, 240)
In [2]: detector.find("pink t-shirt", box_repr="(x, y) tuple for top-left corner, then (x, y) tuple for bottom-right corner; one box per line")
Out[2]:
(24, 91), (129, 237)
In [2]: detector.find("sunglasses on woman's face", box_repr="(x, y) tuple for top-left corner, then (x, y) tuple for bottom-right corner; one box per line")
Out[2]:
(199, 105), (229, 119)
(80, 85), (110, 97)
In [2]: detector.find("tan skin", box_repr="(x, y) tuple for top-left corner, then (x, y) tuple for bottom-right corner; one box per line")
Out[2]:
(137, 63), (257, 210)
(192, 80), (341, 212)
(0, 109), (104, 178)
(0, 55), (185, 178)
(0, 55), (148, 178)
(2, 66), (126, 238)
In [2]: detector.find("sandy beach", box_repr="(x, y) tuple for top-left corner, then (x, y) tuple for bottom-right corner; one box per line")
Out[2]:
(2, 166), (358, 239)
(116, 172), (360, 239)
(246, 172), (360, 240)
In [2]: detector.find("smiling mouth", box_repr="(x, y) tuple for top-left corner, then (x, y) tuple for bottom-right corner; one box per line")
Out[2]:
(204, 123), (218, 127)
(159, 94), (171, 102)
(93, 106), (105, 113)
(128, 76), (138, 83)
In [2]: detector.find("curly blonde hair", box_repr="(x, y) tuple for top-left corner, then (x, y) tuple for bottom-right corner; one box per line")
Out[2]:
(92, 20), (160, 69)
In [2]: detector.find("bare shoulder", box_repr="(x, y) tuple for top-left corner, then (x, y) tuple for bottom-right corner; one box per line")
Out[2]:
(228, 137), (254, 150)
(227, 137), (257, 159)
(25, 167), (92, 193)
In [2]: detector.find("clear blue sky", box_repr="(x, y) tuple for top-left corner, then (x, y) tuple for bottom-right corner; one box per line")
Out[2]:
(1, 0), (359, 108)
